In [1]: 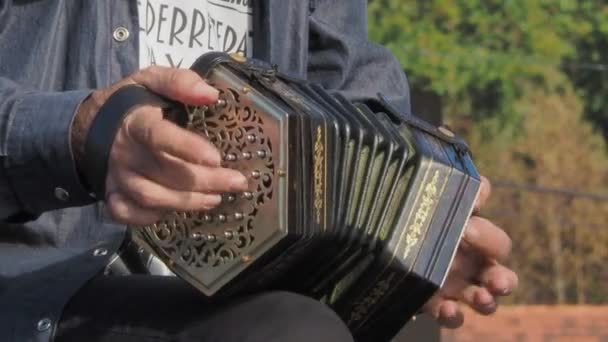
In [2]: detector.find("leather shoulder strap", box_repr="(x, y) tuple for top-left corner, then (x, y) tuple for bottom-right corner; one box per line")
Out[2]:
(82, 85), (185, 199)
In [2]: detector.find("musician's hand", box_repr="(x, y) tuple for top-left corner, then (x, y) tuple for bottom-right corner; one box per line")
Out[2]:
(72, 66), (249, 225)
(422, 176), (518, 328)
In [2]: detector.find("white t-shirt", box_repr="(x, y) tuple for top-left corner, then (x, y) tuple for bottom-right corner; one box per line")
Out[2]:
(137, 0), (253, 69)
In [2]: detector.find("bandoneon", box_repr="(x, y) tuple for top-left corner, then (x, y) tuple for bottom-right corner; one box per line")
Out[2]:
(130, 52), (481, 341)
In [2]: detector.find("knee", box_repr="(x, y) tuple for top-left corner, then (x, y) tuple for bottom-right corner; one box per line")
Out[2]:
(239, 291), (353, 342)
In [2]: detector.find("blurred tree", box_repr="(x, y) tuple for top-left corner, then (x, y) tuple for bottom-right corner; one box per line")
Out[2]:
(468, 86), (608, 304)
(562, 3), (608, 141)
(368, 0), (608, 140)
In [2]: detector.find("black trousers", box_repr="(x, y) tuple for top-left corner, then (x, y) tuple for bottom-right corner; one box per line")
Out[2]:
(53, 275), (353, 342)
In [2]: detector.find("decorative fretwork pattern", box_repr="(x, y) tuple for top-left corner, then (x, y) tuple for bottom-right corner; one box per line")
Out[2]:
(138, 86), (275, 268)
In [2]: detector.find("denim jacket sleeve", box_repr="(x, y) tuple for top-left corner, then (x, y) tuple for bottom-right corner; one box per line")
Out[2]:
(0, 77), (95, 220)
(306, 0), (411, 115)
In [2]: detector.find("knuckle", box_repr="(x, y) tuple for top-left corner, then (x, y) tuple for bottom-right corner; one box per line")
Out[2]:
(142, 65), (161, 76)
(130, 187), (159, 208)
(168, 68), (182, 86)
(179, 165), (200, 189)
(151, 119), (169, 143)
(200, 146), (221, 166)
(107, 197), (128, 222)
(140, 119), (163, 147)
(142, 122), (156, 146)
(192, 169), (213, 191)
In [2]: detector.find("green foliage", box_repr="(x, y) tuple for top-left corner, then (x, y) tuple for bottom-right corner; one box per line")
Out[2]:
(368, 0), (608, 137)
(468, 87), (608, 304)
(563, 4), (608, 140)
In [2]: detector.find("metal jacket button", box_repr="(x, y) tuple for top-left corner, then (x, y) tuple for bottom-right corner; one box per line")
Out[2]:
(113, 27), (130, 42)
(93, 248), (108, 257)
(54, 187), (69, 201)
(36, 318), (52, 332)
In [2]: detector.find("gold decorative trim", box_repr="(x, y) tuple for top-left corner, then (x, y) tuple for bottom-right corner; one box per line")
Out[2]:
(348, 272), (396, 324)
(313, 126), (325, 225)
(402, 170), (441, 259)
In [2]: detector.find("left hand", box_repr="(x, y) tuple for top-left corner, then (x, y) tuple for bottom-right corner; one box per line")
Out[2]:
(422, 176), (518, 328)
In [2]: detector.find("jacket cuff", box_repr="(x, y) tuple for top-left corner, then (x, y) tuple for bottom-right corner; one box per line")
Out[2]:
(4, 90), (96, 215)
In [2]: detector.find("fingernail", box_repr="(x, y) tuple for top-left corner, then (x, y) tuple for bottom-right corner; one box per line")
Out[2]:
(491, 277), (511, 295)
(232, 174), (248, 189)
(210, 151), (222, 166)
(195, 82), (219, 97)
(476, 291), (493, 306)
(207, 194), (222, 207)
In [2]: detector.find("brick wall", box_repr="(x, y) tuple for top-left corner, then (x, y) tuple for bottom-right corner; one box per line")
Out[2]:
(441, 306), (608, 342)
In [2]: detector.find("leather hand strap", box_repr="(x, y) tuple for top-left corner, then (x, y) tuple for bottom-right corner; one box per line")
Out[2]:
(82, 84), (187, 200)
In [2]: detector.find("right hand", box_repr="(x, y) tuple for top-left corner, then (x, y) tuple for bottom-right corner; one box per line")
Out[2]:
(72, 65), (248, 225)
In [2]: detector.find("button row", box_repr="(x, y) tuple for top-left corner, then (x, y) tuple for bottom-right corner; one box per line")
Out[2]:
(191, 230), (236, 241)
(224, 150), (267, 162)
(201, 212), (245, 223)
(222, 192), (253, 203)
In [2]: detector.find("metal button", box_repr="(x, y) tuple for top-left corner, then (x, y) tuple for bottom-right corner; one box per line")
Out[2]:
(93, 248), (108, 257)
(216, 99), (227, 108)
(36, 318), (52, 332)
(438, 125), (455, 138)
(54, 187), (69, 201)
(229, 52), (247, 63)
(112, 27), (130, 42)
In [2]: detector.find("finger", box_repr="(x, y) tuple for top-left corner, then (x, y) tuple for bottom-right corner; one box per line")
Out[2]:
(437, 301), (464, 329)
(124, 108), (221, 166)
(114, 168), (223, 212)
(460, 285), (497, 315)
(463, 216), (512, 262)
(438, 266), (497, 315)
(444, 245), (485, 281)
(438, 271), (481, 302)
(131, 65), (218, 105)
(422, 293), (442, 316)
(474, 176), (492, 211)
(105, 192), (165, 225)
(136, 151), (249, 193)
(424, 290), (476, 328)
(479, 261), (519, 296)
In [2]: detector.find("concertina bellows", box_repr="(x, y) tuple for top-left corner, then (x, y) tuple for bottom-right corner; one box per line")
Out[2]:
(128, 52), (481, 341)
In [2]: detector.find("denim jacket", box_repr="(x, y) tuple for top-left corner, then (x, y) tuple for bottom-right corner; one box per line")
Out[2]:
(0, 1), (410, 340)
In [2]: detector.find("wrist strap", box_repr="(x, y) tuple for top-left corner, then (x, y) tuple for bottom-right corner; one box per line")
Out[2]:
(83, 84), (187, 199)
